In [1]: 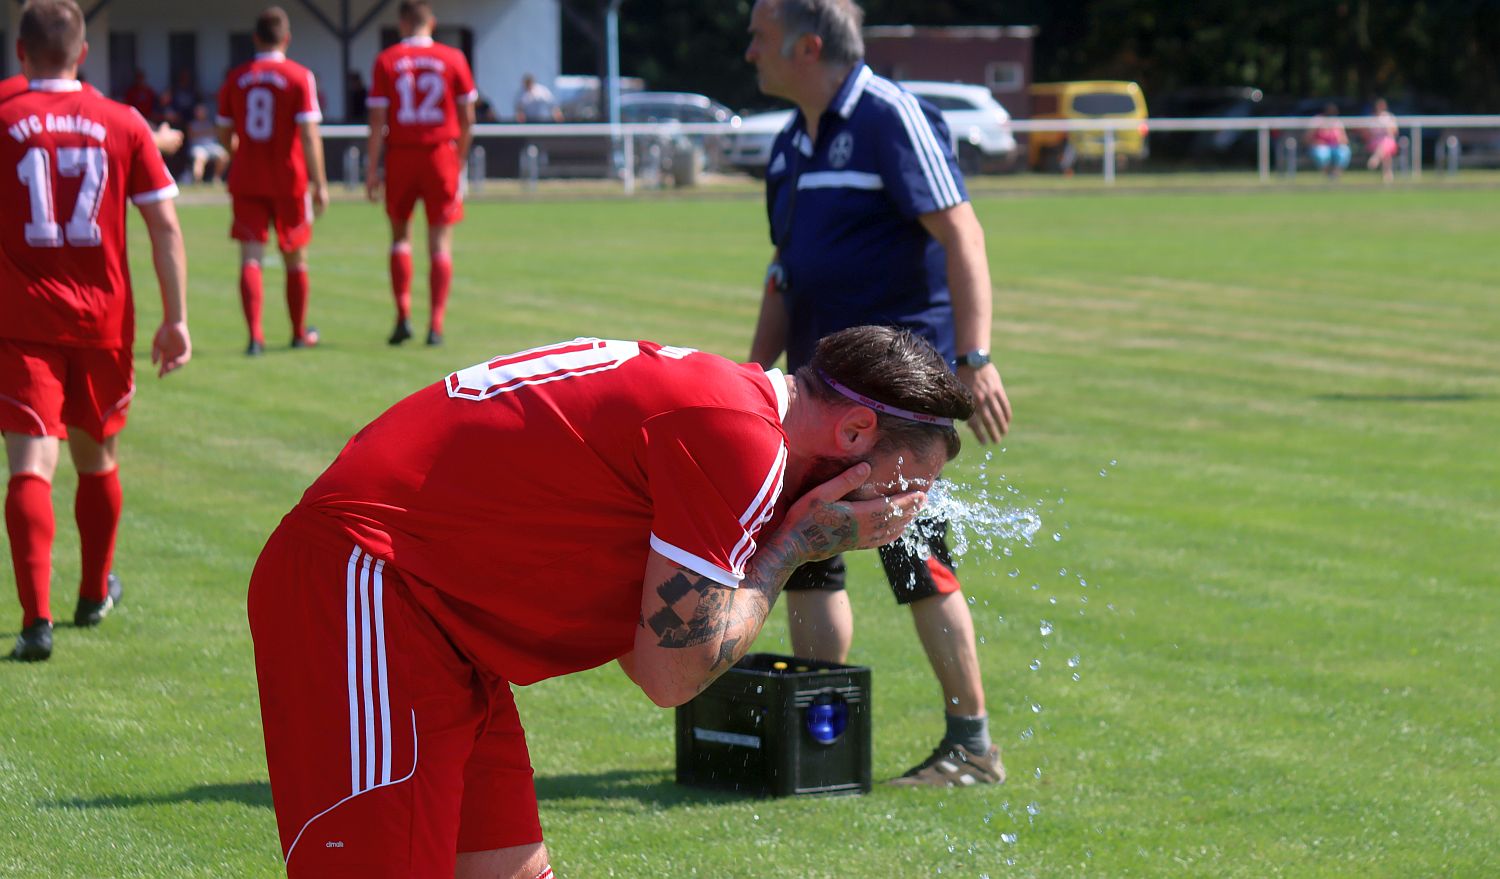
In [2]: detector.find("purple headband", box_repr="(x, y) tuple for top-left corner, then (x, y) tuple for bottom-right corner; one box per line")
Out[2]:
(817, 370), (954, 427)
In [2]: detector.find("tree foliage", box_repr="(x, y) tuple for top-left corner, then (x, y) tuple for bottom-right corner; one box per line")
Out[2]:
(560, 0), (1500, 113)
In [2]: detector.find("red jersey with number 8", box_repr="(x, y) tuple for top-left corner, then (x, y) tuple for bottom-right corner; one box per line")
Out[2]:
(296, 338), (791, 685)
(367, 36), (477, 147)
(217, 52), (321, 198)
(0, 80), (177, 348)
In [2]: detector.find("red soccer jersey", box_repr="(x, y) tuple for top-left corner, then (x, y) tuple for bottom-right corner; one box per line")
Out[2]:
(297, 338), (790, 685)
(0, 75), (26, 103)
(217, 52), (321, 197)
(0, 80), (177, 348)
(367, 36), (477, 147)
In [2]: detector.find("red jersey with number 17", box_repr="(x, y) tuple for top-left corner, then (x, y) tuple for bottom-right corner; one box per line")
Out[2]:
(367, 36), (477, 147)
(295, 338), (791, 686)
(217, 52), (321, 198)
(0, 80), (177, 348)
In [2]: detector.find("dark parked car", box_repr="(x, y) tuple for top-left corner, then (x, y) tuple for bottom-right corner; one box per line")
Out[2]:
(619, 92), (739, 171)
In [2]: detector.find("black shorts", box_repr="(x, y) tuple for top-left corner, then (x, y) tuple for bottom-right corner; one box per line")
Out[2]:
(783, 521), (961, 605)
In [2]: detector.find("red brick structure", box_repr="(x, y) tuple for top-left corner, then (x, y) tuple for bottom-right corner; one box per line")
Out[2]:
(862, 25), (1037, 118)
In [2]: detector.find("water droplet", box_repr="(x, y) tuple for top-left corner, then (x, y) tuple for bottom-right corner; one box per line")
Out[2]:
(1008, 569), (1019, 578)
(1028, 659), (1041, 671)
(1067, 654), (1080, 668)
(1030, 703), (1042, 713)
(1039, 620), (1054, 636)
(755, 685), (763, 694)
(1051, 532), (1062, 542)
(967, 595), (976, 605)
(1019, 727), (1034, 741)
(1110, 459), (1117, 466)
(1049, 597), (1058, 605)
(1034, 767), (1042, 779)
(1072, 672), (1081, 681)
(982, 811), (993, 824)
(950, 697), (960, 705)
(1002, 546), (1013, 557)
(1058, 568), (1067, 577)
(978, 635), (986, 645)
(1099, 469), (1108, 477)
(1026, 802), (1040, 816)
(1001, 833), (1017, 844)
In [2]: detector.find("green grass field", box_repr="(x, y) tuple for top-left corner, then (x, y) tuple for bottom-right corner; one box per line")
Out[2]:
(2, 184), (1497, 878)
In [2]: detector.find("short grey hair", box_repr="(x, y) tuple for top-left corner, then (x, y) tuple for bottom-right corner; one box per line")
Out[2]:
(775, 0), (864, 66)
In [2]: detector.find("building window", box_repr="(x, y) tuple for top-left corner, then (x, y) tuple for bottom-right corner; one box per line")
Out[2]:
(108, 32), (137, 98)
(985, 61), (1023, 93)
(229, 32), (256, 71)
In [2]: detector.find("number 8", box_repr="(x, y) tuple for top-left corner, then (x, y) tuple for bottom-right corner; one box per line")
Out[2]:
(246, 87), (275, 141)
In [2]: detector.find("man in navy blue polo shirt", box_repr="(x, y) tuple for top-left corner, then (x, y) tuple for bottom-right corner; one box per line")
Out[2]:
(745, 0), (1014, 787)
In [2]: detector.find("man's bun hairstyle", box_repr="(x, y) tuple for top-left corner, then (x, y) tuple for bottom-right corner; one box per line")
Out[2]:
(799, 325), (974, 460)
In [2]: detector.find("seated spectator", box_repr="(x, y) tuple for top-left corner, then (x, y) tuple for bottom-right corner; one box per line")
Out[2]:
(1365, 98), (1399, 183)
(1308, 104), (1351, 179)
(122, 69), (158, 121)
(186, 103), (228, 183)
(160, 67), (199, 127)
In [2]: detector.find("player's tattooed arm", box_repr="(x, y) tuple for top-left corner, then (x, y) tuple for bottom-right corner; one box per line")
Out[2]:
(622, 463), (925, 707)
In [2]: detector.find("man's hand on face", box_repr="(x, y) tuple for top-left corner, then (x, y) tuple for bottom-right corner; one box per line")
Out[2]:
(777, 462), (927, 563)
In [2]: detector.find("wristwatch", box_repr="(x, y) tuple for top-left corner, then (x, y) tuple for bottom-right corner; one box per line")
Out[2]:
(958, 349), (991, 368)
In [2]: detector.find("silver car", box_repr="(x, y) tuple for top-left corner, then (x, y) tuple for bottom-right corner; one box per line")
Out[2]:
(727, 80), (1018, 177)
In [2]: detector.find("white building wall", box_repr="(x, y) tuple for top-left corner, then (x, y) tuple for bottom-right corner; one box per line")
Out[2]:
(60, 0), (557, 122)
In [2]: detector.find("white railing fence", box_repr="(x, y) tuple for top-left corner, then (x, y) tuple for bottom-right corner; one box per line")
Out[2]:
(320, 114), (1500, 190)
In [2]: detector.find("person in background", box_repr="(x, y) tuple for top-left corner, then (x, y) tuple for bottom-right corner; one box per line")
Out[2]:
(513, 73), (562, 123)
(1, 0), (191, 662)
(160, 66), (199, 128)
(121, 68), (157, 120)
(186, 102), (229, 183)
(1308, 104), (1351, 179)
(744, 0), (1014, 787)
(216, 5), (329, 355)
(1365, 98), (1399, 183)
(344, 69), (367, 122)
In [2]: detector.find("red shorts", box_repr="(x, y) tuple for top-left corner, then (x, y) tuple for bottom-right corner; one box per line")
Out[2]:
(0, 339), (133, 443)
(248, 510), (541, 878)
(232, 194), (314, 252)
(385, 143), (464, 227)
(1371, 136), (1399, 160)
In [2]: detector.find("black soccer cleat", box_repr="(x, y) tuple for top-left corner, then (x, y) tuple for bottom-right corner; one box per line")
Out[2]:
(10, 619), (53, 662)
(74, 572), (123, 628)
(388, 319), (413, 346)
(425, 329), (443, 347)
(246, 338), (266, 357)
(292, 326), (320, 349)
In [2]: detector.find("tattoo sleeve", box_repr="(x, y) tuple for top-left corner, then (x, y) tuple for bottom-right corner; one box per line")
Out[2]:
(641, 497), (862, 696)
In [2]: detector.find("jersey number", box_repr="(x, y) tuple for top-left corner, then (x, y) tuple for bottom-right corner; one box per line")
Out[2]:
(16, 146), (108, 248)
(245, 87), (275, 141)
(446, 338), (643, 400)
(394, 72), (445, 126)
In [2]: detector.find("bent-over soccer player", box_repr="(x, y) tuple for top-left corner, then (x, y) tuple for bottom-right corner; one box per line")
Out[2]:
(248, 326), (973, 878)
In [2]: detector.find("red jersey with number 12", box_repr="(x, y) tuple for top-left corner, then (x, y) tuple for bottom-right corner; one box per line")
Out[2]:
(296, 338), (790, 685)
(367, 36), (476, 147)
(217, 52), (321, 197)
(0, 80), (177, 347)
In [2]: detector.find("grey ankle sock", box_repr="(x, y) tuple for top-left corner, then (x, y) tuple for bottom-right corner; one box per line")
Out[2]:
(945, 713), (991, 753)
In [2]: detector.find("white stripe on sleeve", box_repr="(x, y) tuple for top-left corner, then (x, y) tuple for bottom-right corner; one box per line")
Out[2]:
(650, 535), (741, 587)
(344, 546), (361, 796)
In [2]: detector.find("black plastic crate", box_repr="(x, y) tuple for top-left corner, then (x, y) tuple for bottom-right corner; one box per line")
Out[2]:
(675, 652), (871, 797)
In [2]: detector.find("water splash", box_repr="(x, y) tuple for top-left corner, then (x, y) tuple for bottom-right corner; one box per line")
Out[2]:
(896, 479), (1042, 559)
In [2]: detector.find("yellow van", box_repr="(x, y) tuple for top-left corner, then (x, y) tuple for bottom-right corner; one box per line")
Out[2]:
(1028, 81), (1149, 170)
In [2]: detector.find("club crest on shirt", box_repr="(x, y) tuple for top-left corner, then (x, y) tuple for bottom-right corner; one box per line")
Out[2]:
(828, 131), (854, 169)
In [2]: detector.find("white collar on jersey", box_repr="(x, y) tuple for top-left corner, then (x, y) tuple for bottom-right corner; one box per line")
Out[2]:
(402, 36), (434, 46)
(764, 369), (790, 421)
(29, 79), (84, 92)
(255, 51), (286, 61)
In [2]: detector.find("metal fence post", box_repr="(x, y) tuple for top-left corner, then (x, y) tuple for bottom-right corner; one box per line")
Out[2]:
(1103, 127), (1116, 184)
(468, 145), (485, 194)
(343, 145), (361, 191)
(1257, 125), (1270, 181)
(520, 144), (540, 190)
(1411, 124), (1423, 179)
(1446, 135), (1461, 175)
(1282, 137), (1297, 179)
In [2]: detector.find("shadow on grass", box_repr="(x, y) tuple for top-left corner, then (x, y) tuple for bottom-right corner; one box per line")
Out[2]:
(1315, 392), (1485, 403)
(536, 769), (749, 810)
(46, 781), (272, 811)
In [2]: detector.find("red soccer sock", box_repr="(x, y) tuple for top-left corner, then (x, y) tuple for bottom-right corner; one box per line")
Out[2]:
(287, 265), (310, 340)
(430, 252), (452, 335)
(390, 245), (413, 321)
(75, 469), (122, 604)
(240, 260), (264, 343)
(6, 474), (55, 627)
